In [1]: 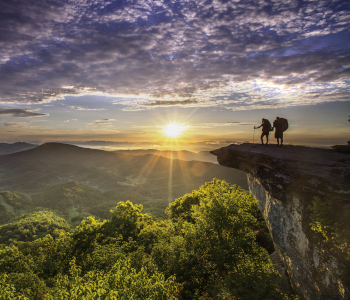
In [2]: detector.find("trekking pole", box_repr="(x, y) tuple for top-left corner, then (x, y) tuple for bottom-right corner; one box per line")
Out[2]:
(253, 126), (255, 144)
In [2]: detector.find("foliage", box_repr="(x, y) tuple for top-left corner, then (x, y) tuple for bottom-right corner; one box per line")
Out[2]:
(0, 210), (71, 244)
(167, 180), (274, 253)
(309, 197), (350, 261)
(34, 181), (104, 214)
(107, 201), (153, 241)
(0, 274), (28, 300)
(0, 191), (30, 209)
(0, 179), (297, 299)
(158, 179), (285, 299)
(44, 259), (181, 300)
(0, 205), (13, 225)
(166, 191), (201, 223)
(0, 244), (46, 298)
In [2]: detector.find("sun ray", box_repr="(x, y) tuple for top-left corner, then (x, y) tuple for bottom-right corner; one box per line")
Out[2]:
(135, 153), (161, 179)
(177, 151), (194, 187)
(168, 151), (173, 203)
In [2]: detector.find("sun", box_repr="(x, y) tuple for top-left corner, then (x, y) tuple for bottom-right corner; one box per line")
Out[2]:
(163, 124), (185, 138)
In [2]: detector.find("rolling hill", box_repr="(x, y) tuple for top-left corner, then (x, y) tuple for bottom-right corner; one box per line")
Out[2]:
(0, 142), (37, 155)
(0, 142), (248, 219)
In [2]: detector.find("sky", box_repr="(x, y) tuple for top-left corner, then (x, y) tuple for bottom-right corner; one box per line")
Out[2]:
(0, 0), (349, 151)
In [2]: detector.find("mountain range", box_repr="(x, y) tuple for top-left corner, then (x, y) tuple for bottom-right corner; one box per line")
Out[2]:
(0, 143), (248, 219)
(0, 142), (37, 155)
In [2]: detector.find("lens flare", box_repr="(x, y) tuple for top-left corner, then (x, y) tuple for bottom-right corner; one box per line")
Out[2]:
(163, 124), (186, 138)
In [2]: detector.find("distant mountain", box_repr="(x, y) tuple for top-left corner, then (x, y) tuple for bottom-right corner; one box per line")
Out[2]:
(114, 149), (218, 164)
(0, 142), (248, 219)
(0, 142), (247, 191)
(0, 142), (38, 155)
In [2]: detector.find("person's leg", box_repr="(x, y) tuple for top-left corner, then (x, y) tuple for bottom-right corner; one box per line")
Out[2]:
(277, 138), (280, 146)
(261, 133), (264, 144)
(266, 135), (269, 145)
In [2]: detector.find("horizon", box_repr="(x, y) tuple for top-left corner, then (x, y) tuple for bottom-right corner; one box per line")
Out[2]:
(0, 138), (339, 153)
(0, 1), (349, 148)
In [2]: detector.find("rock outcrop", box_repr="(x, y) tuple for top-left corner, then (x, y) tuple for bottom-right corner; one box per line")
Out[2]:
(211, 143), (350, 300)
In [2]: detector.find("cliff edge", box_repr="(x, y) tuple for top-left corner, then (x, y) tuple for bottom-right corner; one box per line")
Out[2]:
(211, 143), (350, 300)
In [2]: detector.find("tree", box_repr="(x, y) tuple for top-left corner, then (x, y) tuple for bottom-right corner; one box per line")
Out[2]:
(44, 259), (181, 300)
(103, 201), (153, 242)
(155, 179), (289, 299)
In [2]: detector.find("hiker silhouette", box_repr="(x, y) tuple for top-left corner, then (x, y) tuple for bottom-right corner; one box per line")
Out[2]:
(254, 118), (271, 145)
(272, 117), (288, 147)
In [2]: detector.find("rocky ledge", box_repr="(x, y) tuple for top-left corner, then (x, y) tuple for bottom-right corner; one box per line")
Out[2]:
(211, 143), (350, 300)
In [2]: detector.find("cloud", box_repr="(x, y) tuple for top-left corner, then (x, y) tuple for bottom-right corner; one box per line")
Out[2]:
(3, 122), (27, 127)
(89, 118), (116, 126)
(191, 122), (255, 128)
(69, 106), (106, 111)
(138, 99), (201, 108)
(0, 0), (349, 110)
(0, 108), (48, 118)
(93, 121), (110, 125)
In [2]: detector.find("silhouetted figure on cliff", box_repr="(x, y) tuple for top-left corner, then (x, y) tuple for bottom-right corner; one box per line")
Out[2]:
(255, 118), (271, 145)
(272, 117), (288, 147)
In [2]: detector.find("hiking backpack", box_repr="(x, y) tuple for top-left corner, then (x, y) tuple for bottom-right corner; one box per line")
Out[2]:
(279, 118), (289, 132)
(263, 119), (272, 131)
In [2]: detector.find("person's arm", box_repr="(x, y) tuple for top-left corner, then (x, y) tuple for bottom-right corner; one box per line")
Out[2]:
(255, 124), (262, 129)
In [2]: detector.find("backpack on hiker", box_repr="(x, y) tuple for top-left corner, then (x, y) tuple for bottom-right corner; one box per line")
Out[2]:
(264, 119), (272, 131)
(279, 118), (288, 132)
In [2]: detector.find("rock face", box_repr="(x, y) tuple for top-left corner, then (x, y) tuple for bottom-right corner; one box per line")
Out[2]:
(211, 143), (350, 300)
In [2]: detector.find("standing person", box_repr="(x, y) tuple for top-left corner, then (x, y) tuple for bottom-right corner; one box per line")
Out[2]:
(254, 118), (271, 145)
(272, 117), (287, 147)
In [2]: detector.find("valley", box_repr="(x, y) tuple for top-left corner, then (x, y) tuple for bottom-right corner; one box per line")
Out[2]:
(0, 143), (248, 221)
(0, 143), (298, 299)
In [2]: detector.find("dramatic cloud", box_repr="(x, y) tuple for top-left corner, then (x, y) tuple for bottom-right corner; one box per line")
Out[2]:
(0, 0), (349, 110)
(0, 108), (48, 118)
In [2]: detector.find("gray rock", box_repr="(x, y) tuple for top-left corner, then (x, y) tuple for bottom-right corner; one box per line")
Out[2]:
(211, 143), (350, 300)
(332, 145), (350, 154)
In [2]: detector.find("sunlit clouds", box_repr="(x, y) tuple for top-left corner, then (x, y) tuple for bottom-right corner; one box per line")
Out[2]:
(0, 0), (349, 109)
(0, 108), (49, 118)
(0, 0), (349, 147)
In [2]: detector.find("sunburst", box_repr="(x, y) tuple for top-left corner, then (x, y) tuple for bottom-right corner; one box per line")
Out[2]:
(163, 124), (186, 138)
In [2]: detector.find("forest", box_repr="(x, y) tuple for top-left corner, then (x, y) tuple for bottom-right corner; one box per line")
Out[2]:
(0, 179), (299, 300)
